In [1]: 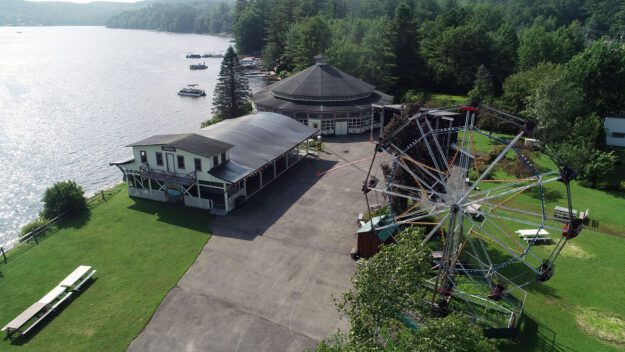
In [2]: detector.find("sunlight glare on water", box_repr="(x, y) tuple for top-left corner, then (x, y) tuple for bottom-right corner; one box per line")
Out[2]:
(0, 26), (265, 249)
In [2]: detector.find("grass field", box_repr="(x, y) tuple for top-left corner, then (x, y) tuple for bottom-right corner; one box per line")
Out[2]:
(460, 132), (625, 351)
(0, 185), (211, 351)
(428, 93), (468, 107)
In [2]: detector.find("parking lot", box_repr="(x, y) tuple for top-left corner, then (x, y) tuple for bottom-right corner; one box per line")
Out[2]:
(128, 135), (380, 352)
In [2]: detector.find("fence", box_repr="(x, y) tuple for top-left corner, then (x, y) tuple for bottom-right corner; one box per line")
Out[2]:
(0, 187), (121, 266)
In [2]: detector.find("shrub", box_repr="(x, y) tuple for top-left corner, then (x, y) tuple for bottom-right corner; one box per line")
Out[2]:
(41, 180), (87, 219)
(20, 217), (49, 237)
(200, 115), (223, 128)
(619, 181), (625, 192)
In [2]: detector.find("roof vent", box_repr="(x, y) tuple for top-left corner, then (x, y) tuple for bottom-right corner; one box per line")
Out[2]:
(314, 53), (327, 65)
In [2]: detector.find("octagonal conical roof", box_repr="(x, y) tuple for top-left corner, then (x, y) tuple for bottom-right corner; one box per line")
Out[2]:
(267, 54), (375, 102)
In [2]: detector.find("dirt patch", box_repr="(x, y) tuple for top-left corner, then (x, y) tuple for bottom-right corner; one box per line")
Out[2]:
(560, 243), (594, 259)
(577, 307), (625, 346)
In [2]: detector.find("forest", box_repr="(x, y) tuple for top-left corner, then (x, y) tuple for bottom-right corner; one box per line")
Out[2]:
(106, 1), (234, 34)
(0, 0), (143, 26)
(232, 0), (625, 189)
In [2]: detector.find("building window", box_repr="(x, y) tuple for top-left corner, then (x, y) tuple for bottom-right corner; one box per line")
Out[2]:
(177, 155), (185, 169)
(221, 152), (227, 162)
(213, 155), (219, 167)
(140, 150), (147, 163)
(156, 152), (163, 166)
(611, 132), (625, 138)
(194, 158), (202, 171)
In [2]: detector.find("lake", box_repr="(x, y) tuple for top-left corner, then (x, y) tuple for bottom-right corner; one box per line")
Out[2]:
(0, 26), (265, 249)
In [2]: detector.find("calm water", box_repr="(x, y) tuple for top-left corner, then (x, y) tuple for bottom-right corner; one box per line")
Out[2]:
(0, 26), (265, 249)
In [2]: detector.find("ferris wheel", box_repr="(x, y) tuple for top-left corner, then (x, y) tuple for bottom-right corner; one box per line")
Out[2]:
(362, 105), (582, 329)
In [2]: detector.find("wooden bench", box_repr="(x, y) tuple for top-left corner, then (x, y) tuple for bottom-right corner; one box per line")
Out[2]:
(2, 265), (95, 338)
(554, 206), (577, 221)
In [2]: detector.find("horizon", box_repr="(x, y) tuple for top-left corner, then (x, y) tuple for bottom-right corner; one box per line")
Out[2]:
(29, 0), (141, 3)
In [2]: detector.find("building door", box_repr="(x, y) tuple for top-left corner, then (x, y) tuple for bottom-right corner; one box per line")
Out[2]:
(336, 121), (348, 135)
(166, 153), (175, 172)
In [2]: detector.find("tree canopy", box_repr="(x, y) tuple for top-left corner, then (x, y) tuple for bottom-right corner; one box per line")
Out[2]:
(317, 227), (497, 352)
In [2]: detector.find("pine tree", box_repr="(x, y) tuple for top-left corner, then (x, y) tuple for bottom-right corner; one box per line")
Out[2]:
(392, 1), (421, 97)
(468, 65), (495, 104)
(212, 46), (252, 119)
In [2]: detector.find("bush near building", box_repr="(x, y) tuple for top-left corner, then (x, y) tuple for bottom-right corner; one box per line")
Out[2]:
(41, 180), (87, 219)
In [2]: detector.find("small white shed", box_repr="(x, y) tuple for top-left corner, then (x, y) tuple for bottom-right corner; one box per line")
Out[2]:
(604, 117), (625, 147)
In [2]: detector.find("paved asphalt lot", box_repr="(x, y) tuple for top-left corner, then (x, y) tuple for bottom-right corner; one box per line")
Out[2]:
(128, 135), (385, 352)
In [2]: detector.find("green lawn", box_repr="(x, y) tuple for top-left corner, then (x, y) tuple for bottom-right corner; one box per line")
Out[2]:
(500, 228), (625, 352)
(0, 185), (211, 351)
(459, 132), (625, 350)
(428, 93), (468, 107)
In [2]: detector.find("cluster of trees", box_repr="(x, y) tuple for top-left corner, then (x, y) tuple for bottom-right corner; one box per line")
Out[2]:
(494, 40), (625, 188)
(106, 2), (233, 34)
(233, 0), (625, 188)
(316, 227), (497, 352)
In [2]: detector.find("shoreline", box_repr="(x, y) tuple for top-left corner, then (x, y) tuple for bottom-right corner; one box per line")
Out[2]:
(0, 181), (125, 253)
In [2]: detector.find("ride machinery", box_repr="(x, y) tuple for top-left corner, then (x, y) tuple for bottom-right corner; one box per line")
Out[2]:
(362, 105), (582, 333)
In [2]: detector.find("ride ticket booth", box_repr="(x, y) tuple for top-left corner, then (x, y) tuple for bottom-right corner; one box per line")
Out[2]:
(354, 215), (398, 258)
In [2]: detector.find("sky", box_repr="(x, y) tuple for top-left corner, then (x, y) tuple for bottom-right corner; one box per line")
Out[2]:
(30, 0), (141, 3)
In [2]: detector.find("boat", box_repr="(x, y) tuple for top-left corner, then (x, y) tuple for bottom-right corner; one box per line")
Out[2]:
(186, 54), (201, 59)
(202, 53), (224, 58)
(189, 63), (207, 70)
(178, 85), (206, 97)
(240, 56), (261, 68)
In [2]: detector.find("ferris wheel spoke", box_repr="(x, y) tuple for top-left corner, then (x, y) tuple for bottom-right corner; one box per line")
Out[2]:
(484, 212), (562, 232)
(465, 216), (525, 261)
(457, 131), (526, 204)
(481, 215), (534, 255)
(464, 226), (494, 268)
(415, 118), (446, 174)
(462, 175), (561, 208)
(467, 170), (559, 200)
(390, 143), (446, 185)
(420, 212), (450, 245)
(423, 117), (452, 173)
(391, 157), (446, 196)
(368, 186), (442, 208)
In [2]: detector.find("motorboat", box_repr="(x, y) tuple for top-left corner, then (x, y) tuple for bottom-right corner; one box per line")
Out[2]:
(186, 53), (201, 59)
(178, 85), (206, 97)
(189, 63), (208, 70)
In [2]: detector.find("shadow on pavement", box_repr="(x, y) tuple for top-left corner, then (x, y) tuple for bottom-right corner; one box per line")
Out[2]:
(208, 157), (338, 240)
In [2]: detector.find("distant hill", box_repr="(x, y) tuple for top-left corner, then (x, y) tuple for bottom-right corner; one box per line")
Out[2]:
(0, 0), (229, 27)
(106, 1), (233, 34)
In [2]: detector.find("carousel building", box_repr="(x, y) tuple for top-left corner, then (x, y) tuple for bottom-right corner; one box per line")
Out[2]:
(252, 54), (393, 135)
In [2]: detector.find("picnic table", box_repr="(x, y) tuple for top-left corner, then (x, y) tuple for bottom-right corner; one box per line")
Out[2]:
(1, 265), (95, 339)
(516, 229), (549, 237)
